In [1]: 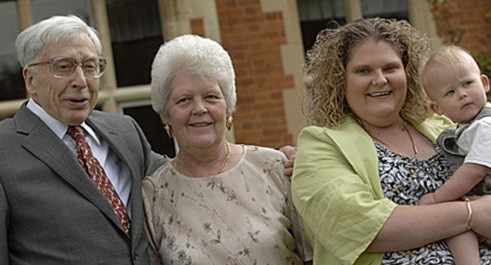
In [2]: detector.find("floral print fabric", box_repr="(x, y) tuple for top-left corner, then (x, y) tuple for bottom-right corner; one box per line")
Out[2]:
(143, 145), (305, 265)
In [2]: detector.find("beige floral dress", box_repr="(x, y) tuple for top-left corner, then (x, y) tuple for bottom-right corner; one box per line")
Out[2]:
(143, 145), (309, 265)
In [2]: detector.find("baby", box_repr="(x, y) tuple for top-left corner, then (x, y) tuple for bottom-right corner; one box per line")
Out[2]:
(420, 45), (491, 265)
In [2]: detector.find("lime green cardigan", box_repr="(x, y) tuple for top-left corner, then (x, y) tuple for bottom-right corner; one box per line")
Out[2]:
(291, 115), (452, 265)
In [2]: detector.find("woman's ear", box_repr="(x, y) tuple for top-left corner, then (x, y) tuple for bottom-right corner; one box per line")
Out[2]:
(160, 113), (173, 137)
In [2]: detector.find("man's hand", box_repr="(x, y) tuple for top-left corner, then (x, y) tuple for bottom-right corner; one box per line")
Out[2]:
(279, 145), (296, 178)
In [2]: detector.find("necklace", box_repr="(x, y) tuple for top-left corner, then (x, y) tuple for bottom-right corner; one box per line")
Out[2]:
(173, 143), (231, 176)
(218, 143), (231, 174)
(403, 124), (419, 156)
(366, 123), (418, 156)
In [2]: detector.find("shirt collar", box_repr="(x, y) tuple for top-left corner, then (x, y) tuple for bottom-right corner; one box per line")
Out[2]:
(26, 99), (101, 145)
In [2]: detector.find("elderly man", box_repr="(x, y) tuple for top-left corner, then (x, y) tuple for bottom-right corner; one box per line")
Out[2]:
(0, 15), (165, 265)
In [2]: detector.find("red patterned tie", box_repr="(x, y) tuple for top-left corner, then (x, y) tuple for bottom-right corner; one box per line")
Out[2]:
(68, 126), (130, 233)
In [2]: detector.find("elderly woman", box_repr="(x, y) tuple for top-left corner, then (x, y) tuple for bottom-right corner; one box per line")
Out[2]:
(142, 34), (310, 265)
(292, 18), (491, 265)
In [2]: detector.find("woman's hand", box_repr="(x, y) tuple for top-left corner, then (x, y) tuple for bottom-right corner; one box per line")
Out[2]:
(470, 195), (491, 239)
(279, 145), (296, 178)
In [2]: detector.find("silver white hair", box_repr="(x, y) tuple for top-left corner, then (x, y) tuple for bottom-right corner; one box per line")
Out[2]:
(150, 34), (236, 122)
(15, 15), (102, 66)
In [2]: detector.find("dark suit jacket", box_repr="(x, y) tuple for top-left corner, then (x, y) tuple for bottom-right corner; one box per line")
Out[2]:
(0, 105), (166, 265)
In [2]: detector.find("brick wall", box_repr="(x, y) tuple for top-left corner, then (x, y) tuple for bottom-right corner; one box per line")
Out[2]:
(431, 0), (491, 56)
(190, 18), (206, 37)
(211, 0), (294, 148)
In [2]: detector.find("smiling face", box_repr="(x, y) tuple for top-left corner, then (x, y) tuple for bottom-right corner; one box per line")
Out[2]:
(423, 51), (490, 123)
(165, 70), (228, 150)
(23, 33), (99, 125)
(345, 38), (408, 127)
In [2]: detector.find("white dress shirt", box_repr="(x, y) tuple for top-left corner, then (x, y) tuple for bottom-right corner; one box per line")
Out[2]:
(26, 99), (132, 206)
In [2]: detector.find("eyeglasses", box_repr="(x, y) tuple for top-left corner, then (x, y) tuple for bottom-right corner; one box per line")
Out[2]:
(27, 57), (107, 79)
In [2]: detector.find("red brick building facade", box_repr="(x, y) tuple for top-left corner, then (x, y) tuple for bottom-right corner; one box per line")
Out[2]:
(431, 0), (491, 55)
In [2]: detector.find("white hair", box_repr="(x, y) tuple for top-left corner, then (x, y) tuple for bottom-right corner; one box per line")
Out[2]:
(150, 34), (236, 122)
(15, 15), (102, 66)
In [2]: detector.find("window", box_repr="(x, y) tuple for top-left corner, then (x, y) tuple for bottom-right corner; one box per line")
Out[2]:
(297, 0), (346, 53)
(122, 103), (176, 158)
(361, 0), (408, 20)
(31, 0), (92, 23)
(107, 0), (164, 87)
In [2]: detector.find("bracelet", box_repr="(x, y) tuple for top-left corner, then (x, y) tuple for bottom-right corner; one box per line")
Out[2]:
(464, 197), (473, 230)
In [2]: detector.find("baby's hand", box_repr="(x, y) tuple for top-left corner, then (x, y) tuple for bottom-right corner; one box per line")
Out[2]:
(419, 192), (436, 205)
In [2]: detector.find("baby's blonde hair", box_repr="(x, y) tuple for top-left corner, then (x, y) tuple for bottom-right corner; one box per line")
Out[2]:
(424, 45), (476, 67)
(421, 45), (482, 99)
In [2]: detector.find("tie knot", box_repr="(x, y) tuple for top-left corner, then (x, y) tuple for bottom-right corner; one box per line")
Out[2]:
(67, 126), (85, 141)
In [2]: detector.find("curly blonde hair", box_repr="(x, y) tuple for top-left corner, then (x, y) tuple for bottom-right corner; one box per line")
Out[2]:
(304, 17), (431, 128)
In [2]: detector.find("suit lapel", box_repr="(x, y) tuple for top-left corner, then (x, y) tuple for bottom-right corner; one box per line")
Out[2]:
(15, 107), (125, 234)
